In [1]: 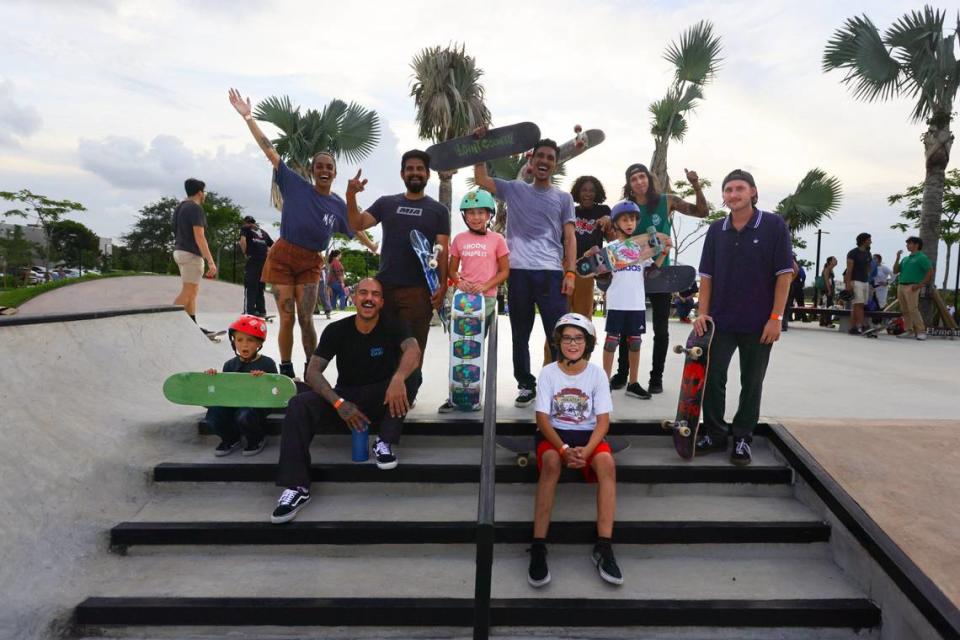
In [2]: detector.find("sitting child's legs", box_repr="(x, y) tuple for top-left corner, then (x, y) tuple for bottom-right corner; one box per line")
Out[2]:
(591, 451), (616, 538)
(533, 448), (562, 539)
(235, 407), (268, 445)
(206, 406), (240, 444)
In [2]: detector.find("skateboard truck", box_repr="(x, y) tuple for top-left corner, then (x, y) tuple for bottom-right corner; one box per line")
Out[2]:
(428, 243), (442, 270)
(661, 419), (693, 438)
(673, 344), (703, 359)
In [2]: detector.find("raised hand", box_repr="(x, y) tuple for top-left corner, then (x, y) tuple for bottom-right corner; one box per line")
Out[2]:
(228, 88), (252, 118)
(684, 168), (700, 188)
(347, 169), (368, 195)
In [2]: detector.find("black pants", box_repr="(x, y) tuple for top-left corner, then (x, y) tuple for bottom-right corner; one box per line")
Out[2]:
(276, 377), (417, 489)
(205, 406), (268, 444)
(244, 260), (267, 316)
(617, 292), (670, 382)
(819, 291), (835, 326)
(701, 331), (772, 443)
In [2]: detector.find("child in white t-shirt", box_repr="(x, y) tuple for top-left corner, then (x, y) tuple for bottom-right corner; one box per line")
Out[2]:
(527, 313), (622, 588)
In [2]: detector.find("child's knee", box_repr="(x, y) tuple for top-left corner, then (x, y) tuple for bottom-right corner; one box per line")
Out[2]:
(604, 334), (620, 352)
(627, 335), (642, 352)
(540, 451), (562, 475)
(592, 452), (616, 479)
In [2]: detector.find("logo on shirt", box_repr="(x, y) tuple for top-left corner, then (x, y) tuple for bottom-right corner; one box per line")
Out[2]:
(397, 207), (423, 217)
(652, 214), (662, 226)
(370, 346), (384, 357)
(551, 387), (590, 425)
(575, 218), (597, 235)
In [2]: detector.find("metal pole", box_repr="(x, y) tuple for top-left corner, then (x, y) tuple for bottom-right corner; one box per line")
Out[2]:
(954, 244), (959, 321)
(814, 229), (823, 305)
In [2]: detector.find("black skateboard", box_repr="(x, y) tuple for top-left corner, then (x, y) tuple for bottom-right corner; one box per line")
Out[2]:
(426, 122), (541, 172)
(496, 435), (630, 468)
(645, 265), (696, 295)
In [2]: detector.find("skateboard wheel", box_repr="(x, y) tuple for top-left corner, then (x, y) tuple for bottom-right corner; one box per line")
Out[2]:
(689, 346), (703, 358)
(428, 259), (438, 269)
(673, 345), (685, 354)
(661, 419), (673, 431)
(517, 456), (529, 468)
(574, 124), (582, 133)
(678, 425), (692, 437)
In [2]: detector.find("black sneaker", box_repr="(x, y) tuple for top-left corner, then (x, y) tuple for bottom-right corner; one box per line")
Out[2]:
(695, 434), (727, 455)
(848, 327), (862, 335)
(515, 388), (536, 408)
(214, 439), (241, 457)
(731, 438), (752, 466)
(373, 438), (398, 470)
(279, 362), (295, 378)
(271, 487), (311, 524)
(592, 543), (624, 586)
(625, 382), (652, 399)
(609, 372), (627, 390)
(242, 437), (267, 457)
(527, 543), (551, 587)
(647, 378), (663, 394)
(438, 400), (455, 413)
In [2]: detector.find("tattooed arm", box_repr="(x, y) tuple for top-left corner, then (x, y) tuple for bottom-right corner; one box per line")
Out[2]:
(228, 88), (280, 169)
(305, 355), (371, 431)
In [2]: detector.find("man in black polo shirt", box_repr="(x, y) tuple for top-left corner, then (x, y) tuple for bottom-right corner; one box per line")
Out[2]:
(693, 170), (793, 466)
(270, 277), (421, 524)
(239, 216), (274, 317)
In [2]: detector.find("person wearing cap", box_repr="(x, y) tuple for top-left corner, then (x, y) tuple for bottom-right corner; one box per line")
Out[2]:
(693, 169), (794, 466)
(473, 134), (577, 408)
(344, 150), (449, 401)
(239, 215), (274, 317)
(611, 164), (708, 394)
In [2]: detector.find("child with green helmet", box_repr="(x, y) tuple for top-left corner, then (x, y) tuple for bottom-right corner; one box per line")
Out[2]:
(439, 189), (510, 413)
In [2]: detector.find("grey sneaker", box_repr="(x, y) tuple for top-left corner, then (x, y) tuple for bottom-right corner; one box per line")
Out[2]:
(896, 332), (916, 339)
(592, 543), (624, 586)
(438, 400), (456, 413)
(916, 332), (928, 341)
(515, 388), (536, 408)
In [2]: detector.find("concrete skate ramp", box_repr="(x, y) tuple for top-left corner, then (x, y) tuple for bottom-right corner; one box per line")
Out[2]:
(0, 308), (224, 638)
(17, 275), (277, 316)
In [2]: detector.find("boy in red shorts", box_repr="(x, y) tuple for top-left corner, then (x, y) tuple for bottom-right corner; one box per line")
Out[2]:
(528, 313), (622, 587)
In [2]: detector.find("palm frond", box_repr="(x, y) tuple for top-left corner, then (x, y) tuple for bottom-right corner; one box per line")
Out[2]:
(823, 15), (902, 102)
(664, 20), (723, 85)
(887, 8), (957, 122)
(410, 43), (491, 143)
(776, 168), (843, 232)
(334, 102), (382, 164)
(253, 95), (300, 135)
(649, 95), (689, 141)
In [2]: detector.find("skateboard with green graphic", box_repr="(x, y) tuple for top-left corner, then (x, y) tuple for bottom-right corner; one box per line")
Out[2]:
(163, 372), (297, 409)
(448, 290), (485, 409)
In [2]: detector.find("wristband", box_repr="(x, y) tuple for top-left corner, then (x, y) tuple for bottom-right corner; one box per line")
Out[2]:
(560, 443), (570, 453)
(770, 313), (784, 321)
(333, 398), (345, 409)
(243, 114), (253, 121)
(564, 271), (576, 279)
(448, 277), (459, 288)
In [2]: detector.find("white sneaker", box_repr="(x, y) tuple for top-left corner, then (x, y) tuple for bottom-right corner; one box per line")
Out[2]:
(896, 332), (916, 339)
(916, 332), (928, 341)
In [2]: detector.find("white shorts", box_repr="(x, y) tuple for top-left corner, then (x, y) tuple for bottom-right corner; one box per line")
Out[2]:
(852, 281), (870, 305)
(174, 250), (204, 285)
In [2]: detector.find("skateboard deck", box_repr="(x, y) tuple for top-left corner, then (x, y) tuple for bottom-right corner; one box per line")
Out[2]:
(644, 265), (697, 295)
(496, 435), (630, 468)
(163, 372), (297, 409)
(662, 318), (714, 459)
(203, 329), (227, 343)
(409, 229), (448, 330)
(448, 290), (485, 409)
(426, 122), (541, 172)
(576, 228), (665, 278)
(518, 126), (605, 182)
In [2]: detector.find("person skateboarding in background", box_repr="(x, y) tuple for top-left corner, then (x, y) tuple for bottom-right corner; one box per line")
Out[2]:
(439, 188), (510, 413)
(271, 277), (421, 524)
(693, 170), (794, 466)
(473, 134), (577, 408)
(204, 315), (278, 457)
(592, 200), (669, 399)
(171, 177), (217, 336)
(527, 313), (621, 588)
(239, 216), (274, 318)
(229, 88), (354, 380)
(345, 150), (450, 401)
(611, 163), (708, 394)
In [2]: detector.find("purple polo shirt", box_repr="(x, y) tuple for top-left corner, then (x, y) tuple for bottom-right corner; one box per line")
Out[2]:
(698, 209), (793, 333)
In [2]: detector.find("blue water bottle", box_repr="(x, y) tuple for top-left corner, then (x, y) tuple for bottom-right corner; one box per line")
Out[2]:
(351, 421), (370, 462)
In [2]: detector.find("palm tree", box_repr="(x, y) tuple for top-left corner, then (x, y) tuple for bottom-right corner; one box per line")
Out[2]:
(776, 169), (843, 241)
(648, 21), (723, 191)
(824, 6), (960, 278)
(253, 95), (381, 207)
(411, 43), (492, 214)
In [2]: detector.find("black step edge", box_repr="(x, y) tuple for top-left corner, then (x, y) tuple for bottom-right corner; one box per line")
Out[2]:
(110, 520), (830, 547)
(767, 423), (960, 638)
(152, 462), (792, 485)
(0, 304), (182, 327)
(75, 596), (879, 628)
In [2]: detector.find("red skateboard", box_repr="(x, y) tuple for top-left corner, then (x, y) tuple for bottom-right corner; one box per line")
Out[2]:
(662, 318), (714, 459)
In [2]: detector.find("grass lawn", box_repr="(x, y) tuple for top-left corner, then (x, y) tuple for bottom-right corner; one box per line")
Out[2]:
(0, 272), (148, 309)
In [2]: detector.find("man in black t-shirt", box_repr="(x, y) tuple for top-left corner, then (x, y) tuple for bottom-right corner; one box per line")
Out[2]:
(271, 277), (421, 524)
(239, 216), (274, 317)
(171, 178), (217, 329)
(345, 150), (450, 396)
(844, 232), (873, 335)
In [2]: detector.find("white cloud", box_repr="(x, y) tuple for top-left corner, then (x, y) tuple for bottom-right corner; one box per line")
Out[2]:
(0, 78), (42, 147)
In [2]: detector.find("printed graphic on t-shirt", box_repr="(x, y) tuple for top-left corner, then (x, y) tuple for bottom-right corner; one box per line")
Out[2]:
(551, 387), (591, 425)
(397, 207), (422, 217)
(575, 218), (598, 235)
(458, 242), (489, 258)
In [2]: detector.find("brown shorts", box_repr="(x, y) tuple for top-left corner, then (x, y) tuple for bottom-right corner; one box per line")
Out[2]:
(260, 237), (324, 286)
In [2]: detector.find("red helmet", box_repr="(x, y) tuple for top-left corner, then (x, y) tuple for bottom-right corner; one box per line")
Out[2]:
(229, 314), (267, 341)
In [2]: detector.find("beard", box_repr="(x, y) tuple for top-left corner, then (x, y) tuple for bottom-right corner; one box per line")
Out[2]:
(404, 177), (426, 193)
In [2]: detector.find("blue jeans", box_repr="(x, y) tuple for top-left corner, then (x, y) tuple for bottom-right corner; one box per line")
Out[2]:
(507, 269), (569, 389)
(330, 282), (347, 310)
(205, 406), (269, 444)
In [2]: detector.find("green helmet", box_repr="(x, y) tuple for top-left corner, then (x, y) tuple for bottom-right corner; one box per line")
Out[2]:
(459, 189), (496, 213)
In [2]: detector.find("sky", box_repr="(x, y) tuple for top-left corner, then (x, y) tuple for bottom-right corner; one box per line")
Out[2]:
(2, 0), (958, 287)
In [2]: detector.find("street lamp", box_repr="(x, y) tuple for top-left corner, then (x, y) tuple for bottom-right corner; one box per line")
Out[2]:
(814, 229), (830, 305)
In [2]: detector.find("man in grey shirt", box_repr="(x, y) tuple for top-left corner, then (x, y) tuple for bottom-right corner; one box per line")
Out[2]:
(172, 177), (217, 327)
(474, 137), (576, 407)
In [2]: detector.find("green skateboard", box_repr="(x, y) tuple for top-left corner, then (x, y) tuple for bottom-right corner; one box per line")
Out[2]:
(163, 372), (297, 408)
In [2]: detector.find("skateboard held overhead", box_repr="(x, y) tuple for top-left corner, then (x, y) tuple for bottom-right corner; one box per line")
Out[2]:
(662, 318), (715, 459)
(409, 229), (448, 330)
(448, 290), (485, 410)
(163, 372), (297, 409)
(518, 125), (605, 182)
(496, 435), (630, 468)
(426, 122), (541, 172)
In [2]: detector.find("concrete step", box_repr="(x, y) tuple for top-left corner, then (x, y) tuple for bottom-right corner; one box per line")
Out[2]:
(74, 544), (878, 630)
(154, 435), (792, 484)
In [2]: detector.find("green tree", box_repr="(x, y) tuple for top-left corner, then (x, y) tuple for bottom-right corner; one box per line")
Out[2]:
(775, 168), (844, 250)
(648, 21), (723, 190)
(1, 189), (86, 273)
(202, 192), (244, 284)
(0, 225), (40, 287)
(48, 219), (100, 271)
(253, 95), (380, 207)
(889, 168), (960, 289)
(824, 6), (960, 281)
(122, 197), (178, 274)
(411, 43), (492, 213)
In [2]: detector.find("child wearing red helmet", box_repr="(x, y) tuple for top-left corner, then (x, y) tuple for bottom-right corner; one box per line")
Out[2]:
(204, 314), (278, 457)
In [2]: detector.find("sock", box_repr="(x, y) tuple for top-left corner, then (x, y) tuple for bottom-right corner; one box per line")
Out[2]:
(189, 314), (197, 324)
(531, 537), (546, 548)
(596, 536), (612, 550)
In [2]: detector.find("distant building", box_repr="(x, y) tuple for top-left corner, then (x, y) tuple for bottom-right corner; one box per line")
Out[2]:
(0, 222), (113, 264)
